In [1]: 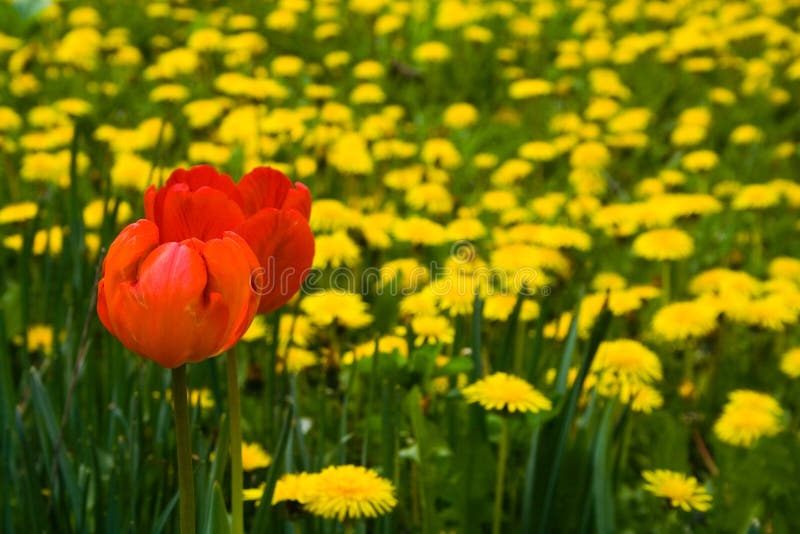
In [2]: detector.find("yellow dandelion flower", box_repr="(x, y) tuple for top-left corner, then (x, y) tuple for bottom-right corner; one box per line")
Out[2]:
(592, 339), (662, 402)
(421, 138), (462, 169)
(310, 199), (361, 233)
(509, 78), (553, 99)
(411, 315), (454, 346)
(25, 324), (56, 356)
(443, 102), (478, 129)
(730, 124), (763, 145)
(592, 272), (627, 291)
(413, 41), (451, 63)
(632, 228), (694, 261)
(651, 301), (718, 342)
(689, 268), (761, 297)
(150, 83), (189, 103)
(241, 442), (272, 471)
(731, 184), (782, 210)
(406, 182), (454, 214)
(304, 465), (397, 521)
(726, 296), (798, 331)
(642, 470), (712, 512)
(313, 231), (361, 269)
(681, 150), (718, 172)
(300, 292), (373, 329)
(780, 348), (800, 378)
(461, 372), (552, 414)
(0, 202), (38, 225)
(272, 472), (319, 505)
(481, 190), (518, 212)
(397, 285), (436, 315)
(342, 336), (408, 365)
(393, 217), (447, 246)
(473, 153), (498, 169)
(769, 257), (800, 283)
(714, 390), (783, 447)
(328, 132), (373, 174)
(280, 347), (319, 374)
(630, 385), (664, 413)
(243, 483), (265, 503)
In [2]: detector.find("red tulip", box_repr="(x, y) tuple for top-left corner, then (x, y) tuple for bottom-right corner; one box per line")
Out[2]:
(144, 165), (315, 313)
(97, 220), (261, 368)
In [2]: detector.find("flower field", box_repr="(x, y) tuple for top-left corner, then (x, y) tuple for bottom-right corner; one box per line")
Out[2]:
(2, 0), (800, 532)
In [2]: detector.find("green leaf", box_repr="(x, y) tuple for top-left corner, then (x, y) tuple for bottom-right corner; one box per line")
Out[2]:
(201, 414), (229, 534)
(209, 482), (231, 534)
(554, 295), (583, 396)
(251, 403), (294, 533)
(12, 0), (49, 19)
(539, 306), (613, 532)
(405, 387), (435, 534)
(592, 401), (616, 534)
(431, 357), (473, 378)
(29, 368), (82, 521)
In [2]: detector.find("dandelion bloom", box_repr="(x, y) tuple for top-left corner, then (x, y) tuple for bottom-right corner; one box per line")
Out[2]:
(642, 470), (712, 512)
(713, 390), (784, 447)
(632, 228), (694, 261)
(462, 372), (552, 414)
(780, 347), (800, 378)
(300, 291), (373, 329)
(271, 472), (320, 505)
(303, 465), (397, 521)
(651, 300), (719, 342)
(591, 339), (663, 402)
(97, 220), (260, 368)
(144, 165), (314, 313)
(241, 442), (272, 471)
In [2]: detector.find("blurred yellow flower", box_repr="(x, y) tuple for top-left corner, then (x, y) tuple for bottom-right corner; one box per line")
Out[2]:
(652, 301), (718, 342)
(633, 228), (694, 261)
(714, 390), (783, 447)
(241, 442), (272, 471)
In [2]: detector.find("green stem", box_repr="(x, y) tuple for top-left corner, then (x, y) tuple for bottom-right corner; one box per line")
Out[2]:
(661, 262), (671, 303)
(492, 417), (510, 534)
(227, 348), (244, 534)
(172, 365), (196, 534)
(752, 214), (763, 274)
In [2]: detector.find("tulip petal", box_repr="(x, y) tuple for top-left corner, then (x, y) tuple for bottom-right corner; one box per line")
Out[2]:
(200, 232), (261, 355)
(236, 166), (294, 216)
(102, 219), (160, 285)
(96, 279), (112, 334)
(145, 165), (244, 240)
(236, 208), (315, 314)
(283, 182), (312, 220)
(126, 242), (213, 367)
(167, 165), (242, 205)
(158, 184), (246, 243)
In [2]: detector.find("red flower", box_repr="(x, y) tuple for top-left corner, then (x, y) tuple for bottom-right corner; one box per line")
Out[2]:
(97, 220), (261, 368)
(144, 165), (315, 313)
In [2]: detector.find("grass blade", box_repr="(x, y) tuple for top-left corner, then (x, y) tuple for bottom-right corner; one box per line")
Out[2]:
(539, 306), (612, 532)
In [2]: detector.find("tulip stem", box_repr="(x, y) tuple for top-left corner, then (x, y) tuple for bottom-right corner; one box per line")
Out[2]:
(227, 348), (244, 534)
(172, 365), (196, 534)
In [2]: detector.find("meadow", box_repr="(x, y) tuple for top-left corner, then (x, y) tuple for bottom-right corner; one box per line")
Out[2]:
(1, 0), (800, 532)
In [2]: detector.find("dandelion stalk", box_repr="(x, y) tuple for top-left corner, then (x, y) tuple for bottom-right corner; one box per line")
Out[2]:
(661, 262), (671, 303)
(492, 416), (510, 534)
(226, 347), (244, 534)
(172, 365), (196, 534)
